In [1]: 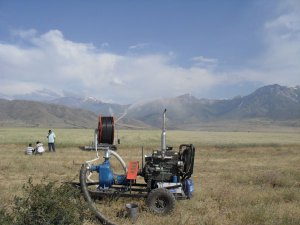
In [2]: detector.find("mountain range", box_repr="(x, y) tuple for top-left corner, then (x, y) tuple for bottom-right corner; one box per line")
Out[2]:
(0, 84), (299, 130)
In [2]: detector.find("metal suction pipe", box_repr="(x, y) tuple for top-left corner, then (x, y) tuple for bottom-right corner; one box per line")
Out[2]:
(104, 147), (110, 159)
(161, 109), (167, 156)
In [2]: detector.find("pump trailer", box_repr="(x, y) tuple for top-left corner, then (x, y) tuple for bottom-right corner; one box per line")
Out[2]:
(78, 109), (195, 224)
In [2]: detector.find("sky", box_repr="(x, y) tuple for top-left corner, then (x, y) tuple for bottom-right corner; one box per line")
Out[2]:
(0, 0), (300, 104)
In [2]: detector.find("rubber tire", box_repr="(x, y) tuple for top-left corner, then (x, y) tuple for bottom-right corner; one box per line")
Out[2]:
(146, 188), (176, 215)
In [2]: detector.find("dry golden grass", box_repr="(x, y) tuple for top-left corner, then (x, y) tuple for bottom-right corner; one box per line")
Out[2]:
(0, 128), (300, 225)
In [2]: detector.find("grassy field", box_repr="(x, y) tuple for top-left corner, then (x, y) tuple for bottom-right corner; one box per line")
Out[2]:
(0, 128), (300, 225)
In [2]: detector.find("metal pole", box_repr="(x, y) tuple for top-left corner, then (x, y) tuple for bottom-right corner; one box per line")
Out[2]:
(161, 109), (167, 156)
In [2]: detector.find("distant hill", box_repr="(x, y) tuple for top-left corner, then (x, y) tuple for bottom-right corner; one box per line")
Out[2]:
(219, 84), (300, 120)
(0, 99), (98, 128)
(1, 84), (299, 130)
(50, 96), (128, 116)
(126, 84), (300, 129)
(0, 99), (152, 129)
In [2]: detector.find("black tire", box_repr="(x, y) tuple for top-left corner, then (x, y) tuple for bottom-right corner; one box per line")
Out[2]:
(146, 188), (176, 215)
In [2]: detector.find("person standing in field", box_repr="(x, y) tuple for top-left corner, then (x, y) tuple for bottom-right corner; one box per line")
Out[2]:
(25, 143), (35, 155)
(47, 129), (56, 152)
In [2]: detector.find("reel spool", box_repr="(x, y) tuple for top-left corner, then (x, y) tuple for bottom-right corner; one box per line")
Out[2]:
(98, 116), (114, 145)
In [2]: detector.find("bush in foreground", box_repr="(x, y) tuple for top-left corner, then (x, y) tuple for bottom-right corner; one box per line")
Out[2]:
(1, 178), (92, 225)
(0, 207), (13, 225)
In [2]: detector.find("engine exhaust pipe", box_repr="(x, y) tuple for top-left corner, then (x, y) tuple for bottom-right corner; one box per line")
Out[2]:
(161, 109), (167, 155)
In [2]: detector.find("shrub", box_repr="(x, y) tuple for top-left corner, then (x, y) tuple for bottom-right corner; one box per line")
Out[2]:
(9, 178), (92, 225)
(0, 206), (13, 225)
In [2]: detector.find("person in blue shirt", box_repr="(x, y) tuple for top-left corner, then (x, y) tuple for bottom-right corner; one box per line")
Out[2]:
(47, 130), (56, 152)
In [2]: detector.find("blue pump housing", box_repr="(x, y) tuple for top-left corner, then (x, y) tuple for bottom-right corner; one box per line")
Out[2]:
(91, 159), (127, 189)
(91, 159), (114, 189)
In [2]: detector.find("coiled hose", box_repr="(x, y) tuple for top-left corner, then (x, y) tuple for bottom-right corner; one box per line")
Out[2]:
(98, 117), (114, 144)
(80, 164), (118, 225)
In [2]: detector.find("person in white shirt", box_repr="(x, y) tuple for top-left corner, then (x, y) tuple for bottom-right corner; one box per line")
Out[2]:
(25, 143), (34, 155)
(47, 129), (56, 152)
(35, 141), (45, 155)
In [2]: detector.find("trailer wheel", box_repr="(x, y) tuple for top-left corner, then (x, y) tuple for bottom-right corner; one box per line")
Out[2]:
(146, 188), (176, 215)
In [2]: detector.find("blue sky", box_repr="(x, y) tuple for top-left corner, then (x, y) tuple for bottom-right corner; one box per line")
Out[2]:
(0, 0), (299, 103)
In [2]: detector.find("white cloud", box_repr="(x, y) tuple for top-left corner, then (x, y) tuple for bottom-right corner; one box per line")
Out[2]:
(1, 0), (300, 105)
(191, 56), (218, 69)
(11, 28), (37, 39)
(227, 0), (300, 88)
(192, 56), (218, 64)
(0, 80), (37, 95)
(0, 29), (225, 103)
(256, 0), (300, 85)
(101, 42), (110, 48)
(110, 77), (124, 86)
(128, 43), (149, 50)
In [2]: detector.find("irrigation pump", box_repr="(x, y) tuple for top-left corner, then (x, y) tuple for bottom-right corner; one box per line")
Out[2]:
(78, 109), (195, 223)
